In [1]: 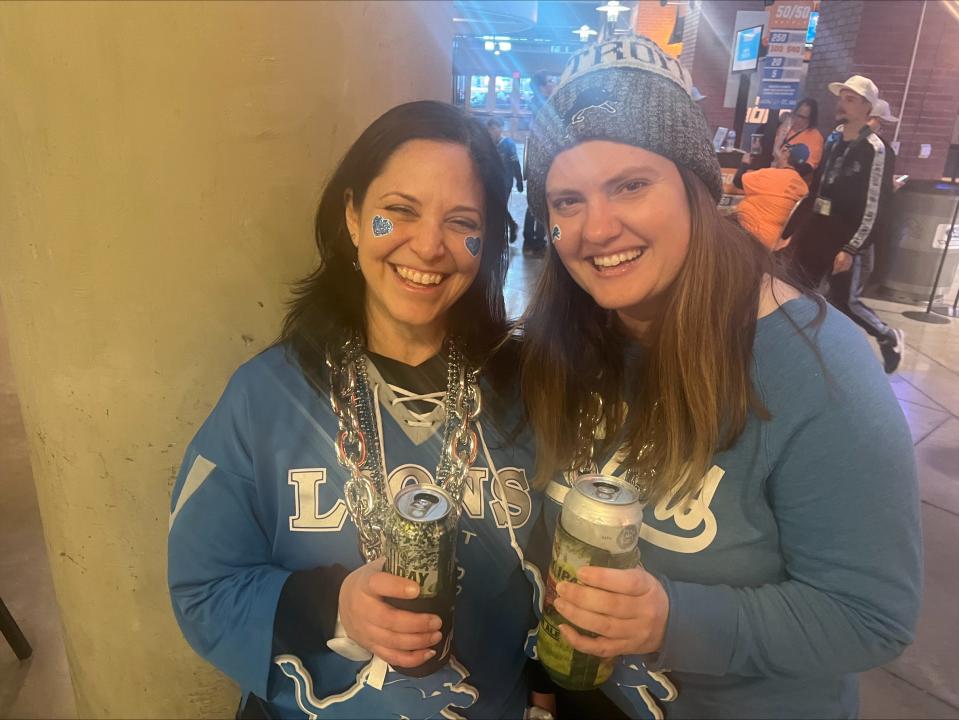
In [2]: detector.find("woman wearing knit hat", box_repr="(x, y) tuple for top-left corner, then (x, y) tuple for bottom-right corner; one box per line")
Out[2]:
(520, 34), (920, 719)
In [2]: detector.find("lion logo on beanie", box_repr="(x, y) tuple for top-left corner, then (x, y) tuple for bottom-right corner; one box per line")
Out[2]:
(524, 31), (725, 223)
(567, 86), (620, 128)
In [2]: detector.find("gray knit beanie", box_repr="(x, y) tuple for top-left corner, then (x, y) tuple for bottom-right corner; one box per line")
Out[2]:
(525, 33), (723, 222)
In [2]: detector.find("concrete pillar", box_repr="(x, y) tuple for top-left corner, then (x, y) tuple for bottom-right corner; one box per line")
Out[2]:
(0, 2), (452, 717)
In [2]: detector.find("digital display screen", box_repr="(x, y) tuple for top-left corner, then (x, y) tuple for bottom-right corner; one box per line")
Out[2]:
(733, 25), (763, 73)
(806, 11), (819, 46)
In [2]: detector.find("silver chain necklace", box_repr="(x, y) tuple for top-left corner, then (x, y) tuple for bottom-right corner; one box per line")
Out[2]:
(326, 332), (481, 561)
(572, 392), (656, 497)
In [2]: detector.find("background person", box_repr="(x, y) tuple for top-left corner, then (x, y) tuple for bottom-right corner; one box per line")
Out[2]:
(733, 142), (811, 250)
(773, 97), (824, 172)
(790, 76), (904, 373)
(487, 117), (524, 243)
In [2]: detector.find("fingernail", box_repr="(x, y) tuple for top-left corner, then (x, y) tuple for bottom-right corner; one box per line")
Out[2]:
(428, 616), (442, 630)
(405, 584), (418, 598)
(554, 598), (566, 613)
(556, 581), (568, 595)
(425, 650), (437, 659)
(430, 632), (442, 644)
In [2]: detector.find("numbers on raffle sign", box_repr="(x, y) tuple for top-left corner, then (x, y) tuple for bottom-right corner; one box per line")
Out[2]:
(769, 57), (785, 67)
(770, 31), (790, 43)
(776, 4), (811, 20)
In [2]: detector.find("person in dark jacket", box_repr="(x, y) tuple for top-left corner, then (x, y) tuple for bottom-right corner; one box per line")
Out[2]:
(790, 75), (904, 373)
(487, 117), (524, 243)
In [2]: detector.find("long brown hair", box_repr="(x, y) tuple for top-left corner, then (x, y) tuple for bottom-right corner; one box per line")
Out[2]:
(521, 167), (804, 503)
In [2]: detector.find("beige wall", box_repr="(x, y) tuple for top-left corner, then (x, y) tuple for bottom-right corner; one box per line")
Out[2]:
(0, 2), (452, 716)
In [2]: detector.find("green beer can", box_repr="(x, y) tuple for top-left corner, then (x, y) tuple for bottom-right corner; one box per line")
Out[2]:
(537, 475), (642, 690)
(384, 485), (458, 677)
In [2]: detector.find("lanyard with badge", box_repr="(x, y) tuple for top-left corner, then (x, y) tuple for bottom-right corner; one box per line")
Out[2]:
(814, 128), (866, 217)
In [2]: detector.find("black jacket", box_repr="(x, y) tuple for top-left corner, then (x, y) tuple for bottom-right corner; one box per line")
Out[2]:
(791, 126), (895, 282)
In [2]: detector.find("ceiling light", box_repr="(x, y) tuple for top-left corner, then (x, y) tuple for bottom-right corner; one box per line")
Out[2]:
(574, 24), (598, 42)
(597, 1), (628, 22)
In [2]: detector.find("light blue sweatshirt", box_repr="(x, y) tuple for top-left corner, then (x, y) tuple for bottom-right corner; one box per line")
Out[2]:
(541, 296), (922, 718)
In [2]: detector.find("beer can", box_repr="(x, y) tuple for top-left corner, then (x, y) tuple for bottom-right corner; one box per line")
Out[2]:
(384, 484), (458, 677)
(537, 475), (643, 690)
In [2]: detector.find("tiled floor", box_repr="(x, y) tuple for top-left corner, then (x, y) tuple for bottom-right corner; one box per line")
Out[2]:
(2, 204), (958, 717)
(0, 309), (76, 720)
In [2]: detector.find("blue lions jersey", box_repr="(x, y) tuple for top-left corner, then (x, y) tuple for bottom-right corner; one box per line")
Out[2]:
(168, 345), (543, 719)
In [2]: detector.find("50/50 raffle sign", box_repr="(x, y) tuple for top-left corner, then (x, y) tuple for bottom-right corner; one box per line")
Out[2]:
(758, 0), (815, 110)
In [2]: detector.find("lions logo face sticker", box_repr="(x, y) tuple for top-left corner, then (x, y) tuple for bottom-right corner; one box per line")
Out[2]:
(372, 215), (394, 237)
(465, 236), (482, 257)
(551, 225), (561, 244)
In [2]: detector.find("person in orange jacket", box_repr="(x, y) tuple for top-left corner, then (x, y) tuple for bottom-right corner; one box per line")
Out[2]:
(733, 143), (812, 250)
(773, 98), (825, 172)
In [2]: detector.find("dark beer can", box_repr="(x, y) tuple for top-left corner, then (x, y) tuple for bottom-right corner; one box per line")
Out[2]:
(384, 484), (458, 677)
(538, 475), (643, 690)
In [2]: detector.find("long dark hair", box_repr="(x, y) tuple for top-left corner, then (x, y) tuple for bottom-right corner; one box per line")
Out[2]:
(280, 101), (509, 390)
(521, 167), (822, 502)
(796, 98), (819, 129)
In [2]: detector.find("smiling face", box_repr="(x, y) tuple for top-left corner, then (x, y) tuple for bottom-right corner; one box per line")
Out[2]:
(545, 140), (691, 329)
(345, 139), (485, 348)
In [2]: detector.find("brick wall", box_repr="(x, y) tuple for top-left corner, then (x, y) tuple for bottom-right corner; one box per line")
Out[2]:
(874, 0), (959, 178)
(805, 0), (959, 179)
(633, 0), (683, 57)
(680, 0), (767, 131)
(804, 0), (864, 127)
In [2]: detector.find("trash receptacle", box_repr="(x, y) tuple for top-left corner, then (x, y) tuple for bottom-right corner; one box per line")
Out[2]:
(877, 180), (959, 303)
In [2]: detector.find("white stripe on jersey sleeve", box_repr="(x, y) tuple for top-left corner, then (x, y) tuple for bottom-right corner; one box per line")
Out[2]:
(169, 454), (216, 530)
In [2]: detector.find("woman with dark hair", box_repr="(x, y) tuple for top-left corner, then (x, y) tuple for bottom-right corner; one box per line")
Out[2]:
(168, 101), (546, 719)
(774, 97), (825, 171)
(520, 35), (921, 719)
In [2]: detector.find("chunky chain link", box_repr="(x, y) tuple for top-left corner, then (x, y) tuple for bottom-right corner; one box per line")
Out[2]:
(571, 392), (657, 499)
(436, 341), (481, 521)
(569, 392), (602, 477)
(326, 333), (480, 560)
(326, 338), (385, 561)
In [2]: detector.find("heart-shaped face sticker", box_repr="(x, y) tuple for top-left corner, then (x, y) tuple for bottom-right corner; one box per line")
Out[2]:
(551, 225), (561, 244)
(372, 215), (394, 237)
(465, 236), (482, 257)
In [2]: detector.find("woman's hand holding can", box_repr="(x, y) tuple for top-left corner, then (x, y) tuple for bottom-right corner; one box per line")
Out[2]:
(338, 558), (444, 668)
(553, 565), (670, 658)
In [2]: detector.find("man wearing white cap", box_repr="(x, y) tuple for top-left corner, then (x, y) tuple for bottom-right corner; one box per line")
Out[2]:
(869, 100), (908, 192)
(791, 75), (904, 373)
(869, 99), (899, 130)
